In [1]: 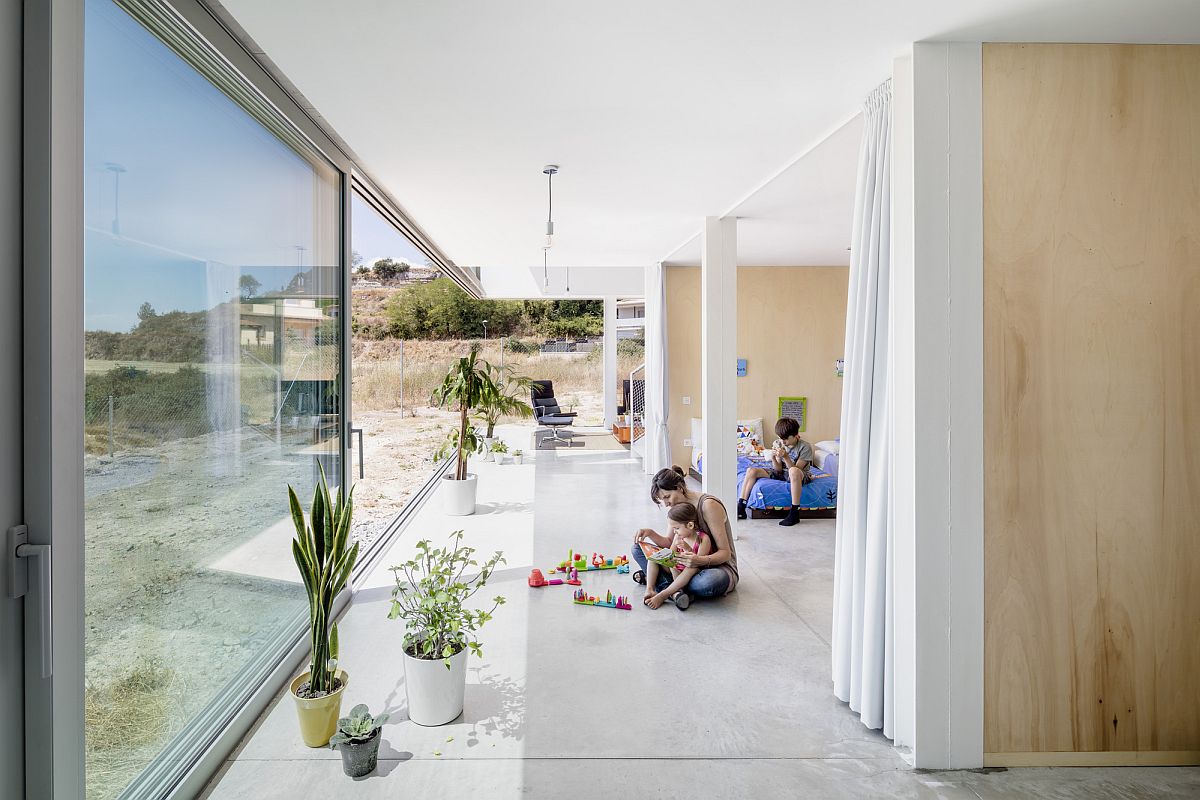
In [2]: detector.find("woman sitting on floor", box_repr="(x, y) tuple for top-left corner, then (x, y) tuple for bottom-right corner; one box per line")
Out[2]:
(631, 466), (738, 603)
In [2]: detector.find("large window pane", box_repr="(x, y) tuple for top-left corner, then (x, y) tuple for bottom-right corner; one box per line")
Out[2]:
(349, 191), (465, 545)
(83, 1), (341, 796)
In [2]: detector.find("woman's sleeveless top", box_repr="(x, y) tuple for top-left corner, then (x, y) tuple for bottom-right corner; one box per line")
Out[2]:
(696, 493), (738, 593)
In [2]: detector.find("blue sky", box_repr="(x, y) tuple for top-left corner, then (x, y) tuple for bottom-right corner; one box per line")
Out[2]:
(84, 0), (424, 332)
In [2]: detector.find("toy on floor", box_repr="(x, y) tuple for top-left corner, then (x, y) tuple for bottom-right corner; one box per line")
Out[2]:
(528, 567), (581, 587)
(572, 587), (632, 611)
(548, 549), (629, 575)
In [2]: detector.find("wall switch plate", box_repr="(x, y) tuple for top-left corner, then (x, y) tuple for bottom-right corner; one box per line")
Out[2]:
(683, 438), (693, 447)
(682, 396), (691, 405)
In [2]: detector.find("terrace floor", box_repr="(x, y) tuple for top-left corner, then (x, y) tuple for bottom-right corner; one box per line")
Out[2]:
(202, 425), (1200, 799)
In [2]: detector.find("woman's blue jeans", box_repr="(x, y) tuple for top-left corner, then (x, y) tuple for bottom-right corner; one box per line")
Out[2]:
(631, 544), (730, 598)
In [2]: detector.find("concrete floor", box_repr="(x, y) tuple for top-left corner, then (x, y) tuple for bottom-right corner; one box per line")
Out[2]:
(202, 427), (1200, 799)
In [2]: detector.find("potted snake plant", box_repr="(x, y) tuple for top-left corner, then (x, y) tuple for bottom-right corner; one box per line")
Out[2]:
(387, 531), (505, 725)
(329, 704), (389, 777)
(288, 467), (358, 747)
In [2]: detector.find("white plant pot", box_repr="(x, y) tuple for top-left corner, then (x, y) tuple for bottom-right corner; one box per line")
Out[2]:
(403, 646), (467, 726)
(441, 473), (477, 516)
(513, 455), (523, 465)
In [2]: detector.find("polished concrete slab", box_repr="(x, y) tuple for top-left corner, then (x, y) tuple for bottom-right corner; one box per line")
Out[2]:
(203, 432), (1200, 798)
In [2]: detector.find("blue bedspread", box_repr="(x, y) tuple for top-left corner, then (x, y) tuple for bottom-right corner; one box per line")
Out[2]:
(697, 454), (839, 511)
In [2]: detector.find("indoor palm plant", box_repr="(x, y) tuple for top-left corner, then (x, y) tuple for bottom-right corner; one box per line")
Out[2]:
(476, 362), (533, 443)
(288, 467), (359, 747)
(387, 531), (505, 725)
(329, 704), (390, 777)
(432, 346), (503, 515)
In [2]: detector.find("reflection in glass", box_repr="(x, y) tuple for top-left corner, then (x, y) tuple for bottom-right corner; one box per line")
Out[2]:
(83, 1), (341, 796)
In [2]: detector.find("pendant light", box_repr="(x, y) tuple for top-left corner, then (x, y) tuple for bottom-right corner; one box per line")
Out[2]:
(542, 165), (558, 290)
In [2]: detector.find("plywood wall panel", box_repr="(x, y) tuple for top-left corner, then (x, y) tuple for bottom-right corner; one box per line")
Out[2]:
(983, 43), (1200, 758)
(665, 266), (848, 468)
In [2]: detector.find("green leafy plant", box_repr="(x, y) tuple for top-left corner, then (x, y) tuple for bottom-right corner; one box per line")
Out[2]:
(328, 704), (389, 748)
(387, 531), (506, 667)
(489, 440), (509, 454)
(431, 346), (503, 480)
(434, 425), (484, 471)
(475, 362), (533, 438)
(289, 467), (358, 696)
(512, 449), (523, 457)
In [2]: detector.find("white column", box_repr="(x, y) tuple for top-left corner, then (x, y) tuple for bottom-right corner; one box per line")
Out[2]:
(905, 41), (984, 770)
(701, 216), (737, 515)
(603, 296), (618, 428)
(890, 51), (917, 755)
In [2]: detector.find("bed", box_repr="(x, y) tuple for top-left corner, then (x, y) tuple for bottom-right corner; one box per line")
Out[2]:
(813, 439), (839, 478)
(691, 453), (839, 519)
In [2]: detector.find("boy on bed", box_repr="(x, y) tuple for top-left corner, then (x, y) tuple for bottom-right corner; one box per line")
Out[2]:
(737, 417), (813, 526)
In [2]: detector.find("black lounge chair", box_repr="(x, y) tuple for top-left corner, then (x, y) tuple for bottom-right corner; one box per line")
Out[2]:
(531, 380), (576, 446)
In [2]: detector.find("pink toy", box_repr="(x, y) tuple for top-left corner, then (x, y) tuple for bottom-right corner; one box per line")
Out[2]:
(529, 567), (580, 588)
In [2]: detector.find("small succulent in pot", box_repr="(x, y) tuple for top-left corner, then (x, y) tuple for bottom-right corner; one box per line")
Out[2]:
(329, 704), (390, 777)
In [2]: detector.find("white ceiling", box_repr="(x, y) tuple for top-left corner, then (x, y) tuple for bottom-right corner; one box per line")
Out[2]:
(664, 113), (861, 267)
(221, 0), (1200, 278)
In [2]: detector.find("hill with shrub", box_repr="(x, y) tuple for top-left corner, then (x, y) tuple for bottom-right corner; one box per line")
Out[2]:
(353, 277), (604, 341)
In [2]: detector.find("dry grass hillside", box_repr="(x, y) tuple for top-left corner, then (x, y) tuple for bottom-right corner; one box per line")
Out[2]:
(352, 337), (640, 422)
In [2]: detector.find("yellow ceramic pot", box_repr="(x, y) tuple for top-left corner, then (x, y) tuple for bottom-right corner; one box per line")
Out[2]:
(290, 669), (348, 747)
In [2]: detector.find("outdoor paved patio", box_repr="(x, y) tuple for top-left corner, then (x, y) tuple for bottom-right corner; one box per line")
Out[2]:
(202, 425), (1200, 799)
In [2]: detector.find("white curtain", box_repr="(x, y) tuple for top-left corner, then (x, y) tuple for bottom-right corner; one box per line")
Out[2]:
(644, 261), (671, 474)
(832, 79), (894, 737)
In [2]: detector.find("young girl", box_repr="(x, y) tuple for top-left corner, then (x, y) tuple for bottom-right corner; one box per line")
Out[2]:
(640, 501), (713, 609)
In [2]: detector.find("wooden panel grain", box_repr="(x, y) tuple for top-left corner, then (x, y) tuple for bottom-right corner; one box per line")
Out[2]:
(665, 265), (850, 468)
(983, 43), (1200, 758)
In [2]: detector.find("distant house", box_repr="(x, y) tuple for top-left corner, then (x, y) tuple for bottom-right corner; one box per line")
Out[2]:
(616, 297), (646, 340)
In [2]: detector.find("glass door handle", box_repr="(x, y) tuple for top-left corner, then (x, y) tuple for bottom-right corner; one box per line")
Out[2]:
(7, 525), (52, 678)
(351, 426), (364, 480)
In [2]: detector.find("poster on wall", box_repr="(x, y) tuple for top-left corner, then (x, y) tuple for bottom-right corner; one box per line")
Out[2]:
(777, 396), (807, 432)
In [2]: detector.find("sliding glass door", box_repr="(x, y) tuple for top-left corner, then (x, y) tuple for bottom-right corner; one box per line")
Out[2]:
(79, 0), (344, 796)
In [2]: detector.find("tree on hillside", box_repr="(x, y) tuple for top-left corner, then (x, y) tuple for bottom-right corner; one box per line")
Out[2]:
(239, 274), (262, 299)
(372, 258), (411, 282)
(384, 278), (522, 339)
(137, 302), (157, 324)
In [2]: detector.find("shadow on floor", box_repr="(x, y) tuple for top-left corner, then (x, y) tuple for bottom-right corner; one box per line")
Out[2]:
(473, 500), (533, 515)
(378, 664), (526, 748)
(364, 739), (412, 779)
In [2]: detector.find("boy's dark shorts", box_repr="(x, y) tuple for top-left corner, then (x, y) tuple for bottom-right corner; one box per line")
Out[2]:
(769, 467), (812, 484)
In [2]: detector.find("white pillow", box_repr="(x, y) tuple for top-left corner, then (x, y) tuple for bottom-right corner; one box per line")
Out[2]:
(815, 439), (840, 455)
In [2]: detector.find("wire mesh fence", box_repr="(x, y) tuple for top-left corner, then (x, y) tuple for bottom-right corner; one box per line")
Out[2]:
(83, 340), (341, 457)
